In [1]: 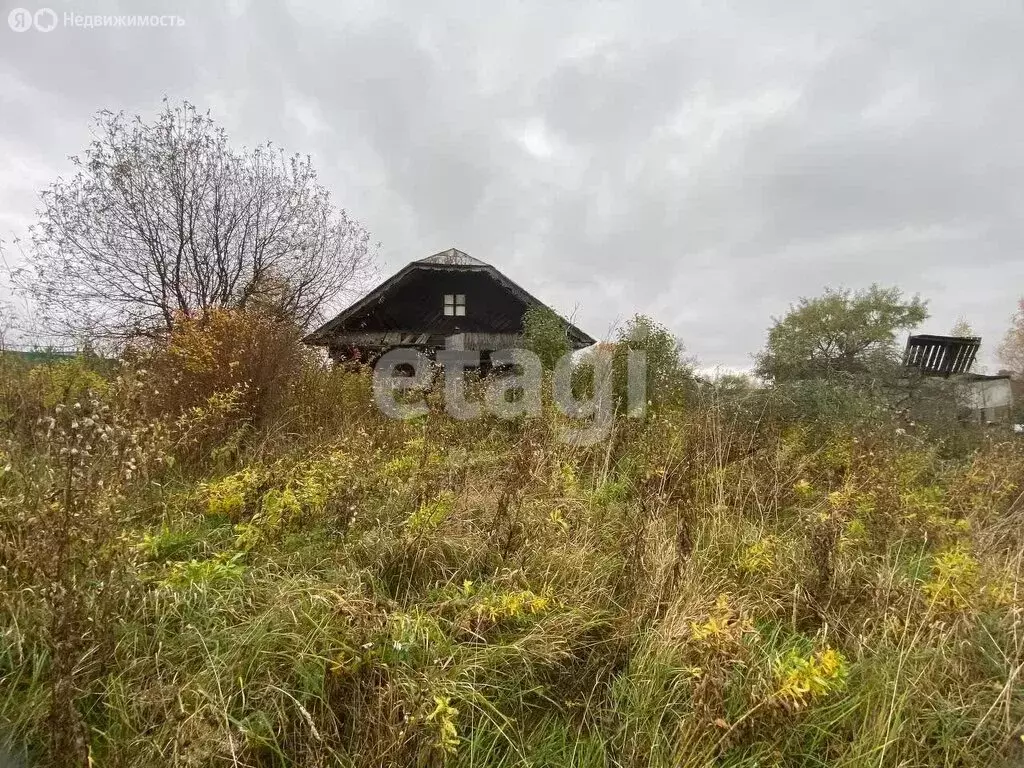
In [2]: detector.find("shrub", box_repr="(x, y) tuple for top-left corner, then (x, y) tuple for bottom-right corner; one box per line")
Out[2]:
(611, 315), (694, 413)
(570, 315), (695, 417)
(523, 305), (572, 370)
(28, 356), (109, 409)
(132, 308), (311, 426)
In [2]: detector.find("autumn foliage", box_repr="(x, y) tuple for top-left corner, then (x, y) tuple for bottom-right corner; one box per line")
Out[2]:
(132, 308), (312, 425)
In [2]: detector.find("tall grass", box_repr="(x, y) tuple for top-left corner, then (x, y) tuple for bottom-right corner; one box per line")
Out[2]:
(0, 315), (1021, 767)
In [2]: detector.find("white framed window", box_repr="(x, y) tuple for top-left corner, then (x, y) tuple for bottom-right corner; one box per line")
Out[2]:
(444, 293), (466, 316)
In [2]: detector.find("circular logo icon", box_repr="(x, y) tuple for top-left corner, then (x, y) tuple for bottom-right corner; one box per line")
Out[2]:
(8, 8), (33, 31)
(34, 8), (57, 32)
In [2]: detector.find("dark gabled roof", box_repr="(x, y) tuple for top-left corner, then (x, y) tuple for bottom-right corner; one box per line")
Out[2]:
(304, 247), (596, 347)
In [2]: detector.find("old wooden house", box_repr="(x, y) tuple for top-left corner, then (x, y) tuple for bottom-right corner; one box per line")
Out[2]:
(303, 248), (595, 364)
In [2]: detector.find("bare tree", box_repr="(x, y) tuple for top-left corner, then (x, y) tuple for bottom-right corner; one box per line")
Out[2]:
(15, 99), (375, 340)
(0, 301), (14, 351)
(999, 298), (1024, 374)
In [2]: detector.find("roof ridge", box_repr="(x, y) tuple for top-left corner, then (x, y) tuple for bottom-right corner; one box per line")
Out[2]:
(415, 247), (489, 267)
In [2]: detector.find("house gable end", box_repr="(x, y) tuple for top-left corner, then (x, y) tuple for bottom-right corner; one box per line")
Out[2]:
(304, 250), (596, 353)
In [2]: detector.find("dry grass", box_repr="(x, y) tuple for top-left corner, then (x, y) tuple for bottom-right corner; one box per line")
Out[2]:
(0, 318), (1022, 767)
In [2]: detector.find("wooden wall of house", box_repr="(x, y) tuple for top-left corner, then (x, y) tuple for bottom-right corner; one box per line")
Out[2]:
(339, 269), (530, 336)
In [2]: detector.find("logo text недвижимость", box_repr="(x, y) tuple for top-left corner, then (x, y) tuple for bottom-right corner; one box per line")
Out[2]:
(8, 8), (185, 32)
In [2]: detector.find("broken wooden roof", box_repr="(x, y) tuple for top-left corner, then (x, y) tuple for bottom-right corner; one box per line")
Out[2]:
(903, 334), (981, 376)
(304, 247), (595, 348)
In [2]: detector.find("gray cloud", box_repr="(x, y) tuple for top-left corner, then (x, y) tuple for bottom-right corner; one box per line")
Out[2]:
(1, 0), (1022, 368)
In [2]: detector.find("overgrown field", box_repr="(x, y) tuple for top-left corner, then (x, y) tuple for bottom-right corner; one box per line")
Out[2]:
(1, 316), (1022, 767)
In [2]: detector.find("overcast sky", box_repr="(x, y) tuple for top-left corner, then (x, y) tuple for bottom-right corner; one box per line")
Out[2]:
(2, 0), (1022, 369)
